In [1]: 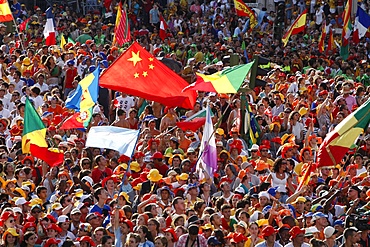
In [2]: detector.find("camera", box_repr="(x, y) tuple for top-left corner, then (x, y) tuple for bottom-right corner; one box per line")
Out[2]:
(345, 214), (370, 231)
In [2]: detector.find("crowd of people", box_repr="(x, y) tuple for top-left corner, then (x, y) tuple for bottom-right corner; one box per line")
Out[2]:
(0, 0), (368, 247)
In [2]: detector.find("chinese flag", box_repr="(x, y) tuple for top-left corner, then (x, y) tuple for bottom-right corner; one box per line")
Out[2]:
(99, 42), (197, 109)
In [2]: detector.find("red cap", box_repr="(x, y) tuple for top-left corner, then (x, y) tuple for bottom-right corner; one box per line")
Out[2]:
(102, 176), (118, 188)
(231, 233), (248, 243)
(262, 225), (277, 237)
(152, 152), (163, 159)
(318, 90), (328, 96)
(134, 151), (145, 159)
(289, 226), (305, 239)
(44, 238), (61, 247)
(123, 219), (134, 232)
(163, 228), (178, 242)
(77, 236), (96, 246)
(47, 223), (62, 233)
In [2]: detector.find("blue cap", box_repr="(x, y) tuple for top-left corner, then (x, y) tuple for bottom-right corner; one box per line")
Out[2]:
(304, 212), (314, 217)
(333, 220), (344, 226)
(99, 52), (107, 60)
(207, 236), (221, 245)
(312, 212), (328, 220)
(267, 186), (279, 197)
(100, 60), (108, 68)
(66, 59), (75, 66)
(41, 111), (53, 118)
(89, 65), (96, 73)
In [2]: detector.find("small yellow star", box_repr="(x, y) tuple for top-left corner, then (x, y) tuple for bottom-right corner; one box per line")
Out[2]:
(142, 71), (148, 77)
(134, 73), (139, 78)
(149, 64), (154, 70)
(127, 51), (142, 66)
(149, 57), (154, 62)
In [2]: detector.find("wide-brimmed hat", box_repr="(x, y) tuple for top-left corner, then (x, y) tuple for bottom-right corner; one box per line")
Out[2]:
(147, 169), (163, 182)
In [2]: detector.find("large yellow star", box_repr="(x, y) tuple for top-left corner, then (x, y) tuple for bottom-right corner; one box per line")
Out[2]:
(142, 71), (148, 77)
(134, 73), (139, 78)
(149, 64), (154, 70)
(149, 57), (154, 62)
(128, 51), (142, 66)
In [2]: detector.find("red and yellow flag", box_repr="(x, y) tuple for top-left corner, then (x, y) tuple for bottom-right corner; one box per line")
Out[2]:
(282, 9), (307, 46)
(0, 0), (13, 22)
(113, 2), (131, 46)
(233, 0), (257, 29)
(327, 29), (335, 54)
(340, 0), (352, 60)
(318, 24), (327, 53)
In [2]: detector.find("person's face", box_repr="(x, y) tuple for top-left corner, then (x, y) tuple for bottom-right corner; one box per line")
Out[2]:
(175, 217), (184, 227)
(355, 156), (363, 165)
(47, 229), (57, 238)
(81, 242), (89, 247)
(321, 167), (330, 176)
(25, 234), (37, 246)
(94, 230), (104, 242)
(61, 222), (70, 231)
(259, 196), (269, 206)
(148, 221), (157, 231)
(266, 233), (276, 243)
(103, 238), (114, 247)
(6, 234), (16, 244)
(71, 212), (81, 222)
(5, 216), (15, 228)
(155, 239), (164, 247)
(222, 208), (231, 219)
(294, 233), (305, 244)
(129, 238), (139, 247)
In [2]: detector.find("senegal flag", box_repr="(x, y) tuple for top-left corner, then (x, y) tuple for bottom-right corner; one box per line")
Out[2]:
(22, 98), (64, 167)
(317, 99), (370, 167)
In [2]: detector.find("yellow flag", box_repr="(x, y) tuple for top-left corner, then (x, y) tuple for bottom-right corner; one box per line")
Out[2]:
(60, 34), (66, 51)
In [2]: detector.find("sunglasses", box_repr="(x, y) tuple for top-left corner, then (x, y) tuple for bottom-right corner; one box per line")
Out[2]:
(82, 162), (90, 165)
(261, 149), (268, 152)
(251, 150), (258, 153)
(32, 210), (41, 214)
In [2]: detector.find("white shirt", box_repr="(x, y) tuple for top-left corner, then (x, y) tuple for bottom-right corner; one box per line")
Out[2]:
(285, 242), (310, 247)
(31, 95), (44, 109)
(34, 82), (49, 93)
(115, 95), (135, 116)
(0, 108), (10, 118)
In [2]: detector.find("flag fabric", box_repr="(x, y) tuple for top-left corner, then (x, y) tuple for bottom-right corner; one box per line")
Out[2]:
(67, 36), (76, 44)
(327, 28), (335, 53)
(241, 41), (249, 63)
(317, 99), (370, 167)
(282, 9), (307, 46)
(60, 112), (85, 130)
(99, 42), (197, 109)
(65, 67), (100, 112)
(245, 104), (260, 145)
(353, 7), (370, 44)
(159, 15), (168, 41)
(19, 17), (31, 32)
(43, 7), (56, 46)
(0, 0), (12, 22)
(183, 62), (254, 94)
(176, 108), (214, 132)
(233, 0), (257, 29)
(22, 98), (64, 167)
(113, 2), (131, 46)
(297, 163), (314, 191)
(60, 34), (66, 51)
(318, 24), (327, 53)
(196, 106), (217, 180)
(340, 0), (352, 60)
(86, 126), (140, 157)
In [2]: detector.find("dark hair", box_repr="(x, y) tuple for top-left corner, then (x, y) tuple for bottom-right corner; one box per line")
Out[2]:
(94, 187), (105, 200)
(36, 186), (47, 196)
(155, 236), (168, 247)
(273, 158), (287, 173)
(102, 235), (113, 245)
(20, 231), (36, 247)
(137, 225), (154, 242)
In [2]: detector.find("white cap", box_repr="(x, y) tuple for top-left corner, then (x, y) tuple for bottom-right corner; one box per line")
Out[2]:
(258, 191), (270, 200)
(15, 197), (29, 206)
(250, 144), (259, 151)
(71, 208), (81, 215)
(57, 215), (69, 223)
(305, 226), (319, 235)
(12, 207), (22, 214)
(324, 226), (337, 239)
(81, 176), (93, 186)
(216, 61), (223, 66)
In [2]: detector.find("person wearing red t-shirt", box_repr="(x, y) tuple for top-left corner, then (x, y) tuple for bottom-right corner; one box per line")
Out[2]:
(92, 155), (113, 183)
(64, 60), (78, 99)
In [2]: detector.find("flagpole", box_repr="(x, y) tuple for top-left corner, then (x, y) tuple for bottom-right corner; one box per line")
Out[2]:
(10, 7), (25, 51)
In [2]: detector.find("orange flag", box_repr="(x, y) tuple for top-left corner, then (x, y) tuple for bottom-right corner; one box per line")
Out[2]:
(233, 0), (257, 28)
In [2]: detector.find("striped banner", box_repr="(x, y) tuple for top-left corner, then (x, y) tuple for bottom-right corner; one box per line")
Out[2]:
(113, 3), (131, 46)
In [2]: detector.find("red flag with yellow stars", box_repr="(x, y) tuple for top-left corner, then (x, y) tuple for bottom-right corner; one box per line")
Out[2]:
(99, 42), (197, 109)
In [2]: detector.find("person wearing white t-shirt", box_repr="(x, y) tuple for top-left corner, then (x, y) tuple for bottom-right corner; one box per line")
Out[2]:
(287, 111), (305, 145)
(114, 93), (135, 116)
(30, 86), (44, 110)
(33, 74), (49, 93)
(0, 88), (10, 110)
(0, 100), (10, 119)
